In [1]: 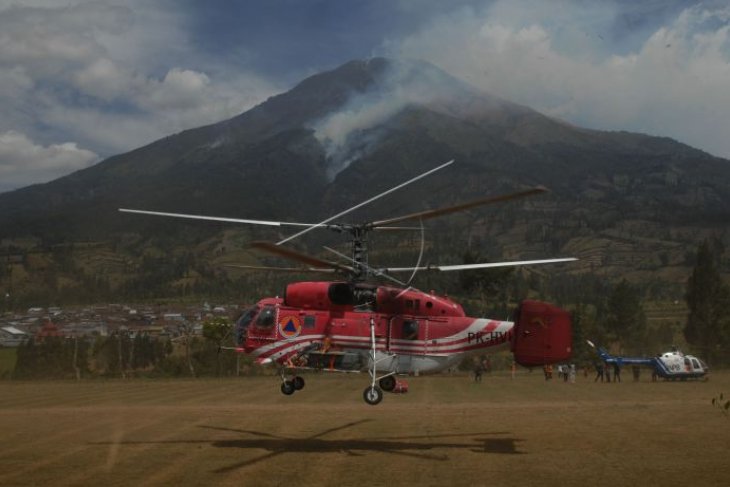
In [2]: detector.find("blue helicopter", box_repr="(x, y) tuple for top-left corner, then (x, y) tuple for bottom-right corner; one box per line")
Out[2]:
(587, 340), (709, 381)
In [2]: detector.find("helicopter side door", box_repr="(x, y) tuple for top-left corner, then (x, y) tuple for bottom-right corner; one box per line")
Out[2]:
(388, 316), (426, 372)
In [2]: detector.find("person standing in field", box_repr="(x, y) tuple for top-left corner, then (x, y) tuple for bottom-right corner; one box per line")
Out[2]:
(613, 362), (621, 382)
(543, 364), (553, 380)
(594, 361), (604, 382)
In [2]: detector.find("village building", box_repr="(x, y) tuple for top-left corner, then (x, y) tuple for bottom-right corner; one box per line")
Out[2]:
(0, 326), (28, 347)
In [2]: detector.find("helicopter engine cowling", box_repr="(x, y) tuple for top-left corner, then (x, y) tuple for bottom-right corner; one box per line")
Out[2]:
(511, 300), (572, 366)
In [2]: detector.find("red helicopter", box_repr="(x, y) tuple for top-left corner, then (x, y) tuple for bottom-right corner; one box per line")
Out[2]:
(120, 160), (576, 405)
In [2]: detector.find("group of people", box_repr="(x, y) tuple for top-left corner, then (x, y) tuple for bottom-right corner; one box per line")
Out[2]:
(470, 357), (645, 383)
(593, 361), (623, 382)
(543, 363), (577, 382)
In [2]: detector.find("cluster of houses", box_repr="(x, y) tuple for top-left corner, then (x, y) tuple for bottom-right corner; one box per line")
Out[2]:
(0, 302), (241, 347)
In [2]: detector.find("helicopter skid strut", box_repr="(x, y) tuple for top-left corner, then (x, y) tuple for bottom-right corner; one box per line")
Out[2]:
(364, 317), (397, 405)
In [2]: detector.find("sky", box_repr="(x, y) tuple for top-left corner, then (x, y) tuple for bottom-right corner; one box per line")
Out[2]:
(1, 0), (729, 192)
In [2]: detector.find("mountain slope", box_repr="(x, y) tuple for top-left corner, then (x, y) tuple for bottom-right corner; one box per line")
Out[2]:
(0, 57), (729, 305)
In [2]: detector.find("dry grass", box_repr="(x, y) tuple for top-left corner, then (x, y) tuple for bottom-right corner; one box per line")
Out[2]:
(0, 348), (16, 376)
(1, 371), (729, 487)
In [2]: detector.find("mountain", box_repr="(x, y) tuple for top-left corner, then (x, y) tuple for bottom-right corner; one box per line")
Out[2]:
(1, 57), (729, 305)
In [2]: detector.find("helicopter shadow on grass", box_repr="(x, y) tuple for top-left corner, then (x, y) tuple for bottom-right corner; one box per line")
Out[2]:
(92, 419), (525, 473)
(201, 419), (525, 473)
(90, 419), (525, 473)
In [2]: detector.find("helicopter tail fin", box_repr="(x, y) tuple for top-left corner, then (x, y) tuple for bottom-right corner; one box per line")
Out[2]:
(511, 300), (572, 367)
(596, 347), (612, 361)
(585, 340), (614, 361)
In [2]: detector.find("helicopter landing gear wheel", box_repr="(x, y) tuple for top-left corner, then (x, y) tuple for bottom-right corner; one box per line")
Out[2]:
(281, 380), (295, 395)
(379, 375), (396, 392)
(293, 376), (305, 390)
(363, 386), (383, 406)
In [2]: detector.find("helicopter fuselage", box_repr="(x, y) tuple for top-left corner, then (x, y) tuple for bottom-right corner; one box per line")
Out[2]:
(236, 281), (572, 375)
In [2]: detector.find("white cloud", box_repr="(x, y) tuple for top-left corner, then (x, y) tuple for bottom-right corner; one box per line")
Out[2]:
(388, 1), (730, 159)
(0, 2), (132, 75)
(72, 57), (130, 100)
(39, 68), (277, 154)
(0, 1), (281, 190)
(144, 69), (211, 110)
(0, 130), (98, 191)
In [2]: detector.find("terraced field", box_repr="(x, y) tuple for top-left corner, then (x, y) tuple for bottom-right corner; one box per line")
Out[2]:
(1, 372), (728, 486)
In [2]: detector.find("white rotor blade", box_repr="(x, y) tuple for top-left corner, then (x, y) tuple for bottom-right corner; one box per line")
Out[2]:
(381, 257), (577, 273)
(405, 217), (426, 286)
(119, 208), (319, 228)
(276, 159), (454, 245)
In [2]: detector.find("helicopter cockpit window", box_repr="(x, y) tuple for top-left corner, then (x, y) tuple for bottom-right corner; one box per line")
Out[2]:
(403, 320), (419, 340)
(691, 358), (701, 369)
(235, 306), (257, 345)
(255, 305), (276, 328)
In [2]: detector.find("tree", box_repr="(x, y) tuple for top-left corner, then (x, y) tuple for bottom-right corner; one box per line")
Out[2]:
(684, 240), (730, 365)
(569, 303), (593, 364)
(14, 336), (89, 379)
(458, 249), (513, 296)
(604, 279), (647, 354)
(197, 317), (237, 376)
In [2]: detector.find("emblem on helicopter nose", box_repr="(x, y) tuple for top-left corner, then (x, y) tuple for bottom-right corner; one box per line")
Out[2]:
(278, 315), (302, 339)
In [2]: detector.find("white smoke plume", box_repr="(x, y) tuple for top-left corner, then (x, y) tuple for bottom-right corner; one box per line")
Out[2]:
(310, 59), (484, 177)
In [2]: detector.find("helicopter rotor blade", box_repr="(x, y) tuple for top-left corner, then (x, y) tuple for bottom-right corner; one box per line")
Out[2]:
(223, 264), (336, 273)
(380, 257), (577, 273)
(118, 208), (330, 228)
(276, 159), (454, 245)
(370, 186), (548, 228)
(370, 226), (425, 232)
(251, 241), (352, 273)
(405, 217), (426, 287)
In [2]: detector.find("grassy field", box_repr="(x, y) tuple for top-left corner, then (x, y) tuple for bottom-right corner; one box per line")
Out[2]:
(1, 371), (729, 487)
(0, 348), (16, 376)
